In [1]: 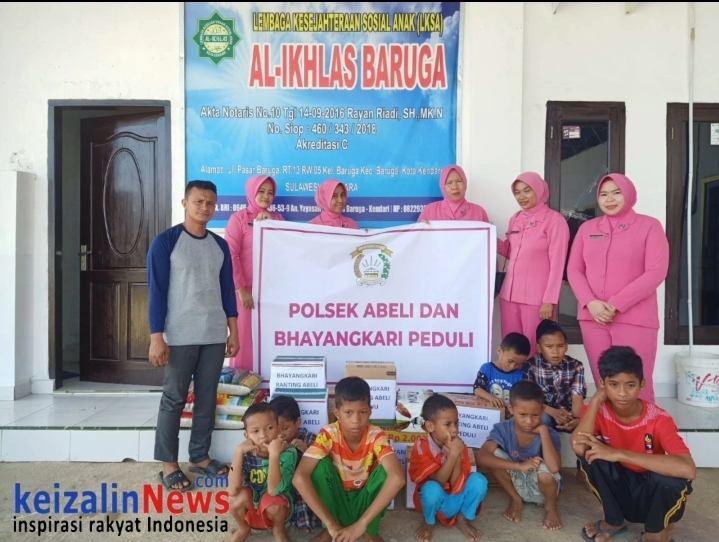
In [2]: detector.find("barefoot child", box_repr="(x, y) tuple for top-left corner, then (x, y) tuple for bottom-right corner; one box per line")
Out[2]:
(523, 319), (586, 432)
(292, 377), (405, 542)
(226, 403), (297, 542)
(476, 380), (563, 531)
(474, 332), (531, 410)
(270, 395), (322, 532)
(572, 346), (696, 542)
(409, 395), (489, 542)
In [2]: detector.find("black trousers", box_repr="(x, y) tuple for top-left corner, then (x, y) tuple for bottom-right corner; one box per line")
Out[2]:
(578, 456), (692, 534)
(154, 343), (226, 463)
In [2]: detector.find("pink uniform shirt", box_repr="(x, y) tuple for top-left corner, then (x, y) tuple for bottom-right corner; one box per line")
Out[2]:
(308, 179), (360, 229)
(567, 174), (669, 329)
(418, 165), (490, 222)
(498, 172), (570, 306)
(225, 175), (285, 291)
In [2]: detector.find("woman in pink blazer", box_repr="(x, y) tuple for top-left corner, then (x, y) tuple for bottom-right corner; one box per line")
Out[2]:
(498, 172), (570, 356)
(224, 175), (285, 370)
(418, 165), (490, 222)
(308, 179), (360, 229)
(567, 173), (669, 401)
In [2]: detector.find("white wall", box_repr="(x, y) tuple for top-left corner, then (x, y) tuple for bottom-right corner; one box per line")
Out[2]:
(1, 2), (718, 395)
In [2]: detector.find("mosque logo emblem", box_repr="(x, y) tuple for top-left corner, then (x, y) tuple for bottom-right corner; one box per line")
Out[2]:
(192, 11), (241, 66)
(350, 244), (393, 286)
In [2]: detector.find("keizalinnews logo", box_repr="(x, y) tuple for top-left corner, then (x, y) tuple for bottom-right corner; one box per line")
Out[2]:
(13, 480), (231, 536)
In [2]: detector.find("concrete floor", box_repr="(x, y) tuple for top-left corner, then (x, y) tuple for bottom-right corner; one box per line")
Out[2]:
(0, 463), (716, 542)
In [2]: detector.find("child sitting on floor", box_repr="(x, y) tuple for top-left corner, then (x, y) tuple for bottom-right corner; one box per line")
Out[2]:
(292, 377), (405, 542)
(270, 395), (321, 533)
(409, 394), (489, 542)
(476, 380), (563, 532)
(226, 402), (297, 542)
(474, 332), (531, 411)
(523, 319), (586, 431)
(572, 346), (696, 542)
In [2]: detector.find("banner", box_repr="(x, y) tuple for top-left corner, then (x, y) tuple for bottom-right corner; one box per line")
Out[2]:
(253, 221), (496, 391)
(184, 2), (461, 228)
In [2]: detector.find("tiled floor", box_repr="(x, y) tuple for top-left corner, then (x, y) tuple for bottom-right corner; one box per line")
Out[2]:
(0, 390), (718, 465)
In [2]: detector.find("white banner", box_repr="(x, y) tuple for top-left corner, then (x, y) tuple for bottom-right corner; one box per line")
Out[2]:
(252, 220), (496, 391)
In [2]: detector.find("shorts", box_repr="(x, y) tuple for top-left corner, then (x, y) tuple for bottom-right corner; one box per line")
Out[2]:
(244, 490), (291, 530)
(493, 448), (561, 504)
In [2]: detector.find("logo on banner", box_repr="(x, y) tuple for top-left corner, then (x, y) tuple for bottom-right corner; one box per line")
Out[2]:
(350, 244), (393, 286)
(192, 11), (242, 66)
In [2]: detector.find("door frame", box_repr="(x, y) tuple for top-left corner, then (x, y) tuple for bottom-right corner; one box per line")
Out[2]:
(48, 100), (172, 388)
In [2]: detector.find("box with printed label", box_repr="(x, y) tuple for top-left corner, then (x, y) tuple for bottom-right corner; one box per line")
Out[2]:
(405, 442), (478, 510)
(440, 393), (504, 449)
(271, 388), (329, 434)
(270, 356), (327, 396)
(387, 440), (410, 511)
(345, 362), (396, 422)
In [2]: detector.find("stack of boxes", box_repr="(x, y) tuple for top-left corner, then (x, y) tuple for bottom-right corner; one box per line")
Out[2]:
(270, 356), (329, 433)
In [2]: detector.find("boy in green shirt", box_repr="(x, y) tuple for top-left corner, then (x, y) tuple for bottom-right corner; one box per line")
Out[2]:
(227, 402), (297, 542)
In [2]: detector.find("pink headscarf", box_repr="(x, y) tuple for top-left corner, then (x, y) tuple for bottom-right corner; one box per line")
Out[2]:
(440, 165), (468, 217)
(245, 175), (277, 218)
(512, 172), (549, 218)
(315, 179), (351, 227)
(598, 173), (637, 228)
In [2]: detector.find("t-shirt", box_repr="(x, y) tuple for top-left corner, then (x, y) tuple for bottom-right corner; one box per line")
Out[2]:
(408, 435), (472, 526)
(304, 422), (395, 490)
(242, 447), (298, 509)
(487, 419), (561, 462)
(582, 401), (691, 473)
(473, 362), (524, 402)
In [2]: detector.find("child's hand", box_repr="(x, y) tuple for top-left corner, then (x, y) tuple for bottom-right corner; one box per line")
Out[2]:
(267, 438), (288, 457)
(238, 440), (258, 455)
(336, 522), (366, 542)
(487, 396), (506, 409)
(592, 387), (608, 404)
(290, 439), (308, 453)
(557, 417), (580, 432)
(551, 409), (573, 426)
(519, 457), (543, 472)
(447, 436), (466, 457)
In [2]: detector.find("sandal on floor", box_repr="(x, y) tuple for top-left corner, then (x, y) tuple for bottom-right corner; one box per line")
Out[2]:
(581, 520), (628, 541)
(637, 534), (675, 542)
(188, 458), (228, 476)
(158, 470), (194, 492)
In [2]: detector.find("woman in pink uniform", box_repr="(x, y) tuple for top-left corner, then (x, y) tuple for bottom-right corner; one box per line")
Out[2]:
(308, 179), (360, 229)
(418, 165), (490, 222)
(224, 175), (285, 370)
(567, 173), (669, 402)
(498, 172), (570, 357)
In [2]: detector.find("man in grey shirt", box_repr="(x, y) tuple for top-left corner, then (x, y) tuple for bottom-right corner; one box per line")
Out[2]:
(147, 180), (239, 491)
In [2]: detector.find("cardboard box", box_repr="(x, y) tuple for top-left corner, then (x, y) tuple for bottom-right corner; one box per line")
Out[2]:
(270, 356), (326, 396)
(387, 440), (409, 511)
(405, 442), (478, 510)
(395, 388), (432, 433)
(346, 362), (397, 422)
(440, 393), (504, 449)
(271, 388), (329, 433)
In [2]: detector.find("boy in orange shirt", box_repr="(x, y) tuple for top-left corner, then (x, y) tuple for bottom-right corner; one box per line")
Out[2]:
(409, 395), (488, 542)
(573, 347), (696, 542)
(292, 377), (405, 542)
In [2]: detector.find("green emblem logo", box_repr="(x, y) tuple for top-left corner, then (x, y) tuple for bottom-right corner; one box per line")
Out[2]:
(192, 11), (241, 66)
(351, 244), (393, 286)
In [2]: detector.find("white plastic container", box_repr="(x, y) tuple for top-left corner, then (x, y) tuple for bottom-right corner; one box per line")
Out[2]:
(675, 351), (719, 408)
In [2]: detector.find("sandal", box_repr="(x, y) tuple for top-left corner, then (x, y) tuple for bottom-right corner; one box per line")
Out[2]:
(637, 534), (675, 542)
(158, 469), (194, 492)
(188, 458), (229, 476)
(582, 520), (628, 542)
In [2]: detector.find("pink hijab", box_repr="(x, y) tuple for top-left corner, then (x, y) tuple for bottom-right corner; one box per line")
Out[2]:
(439, 165), (470, 219)
(245, 174), (277, 218)
(598, 173), (637, 228)
(513, 172), (549, 217)
(314, 179), (354, 227)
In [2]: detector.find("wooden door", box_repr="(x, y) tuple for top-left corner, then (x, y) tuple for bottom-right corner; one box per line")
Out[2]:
(80, 112), (170, 384)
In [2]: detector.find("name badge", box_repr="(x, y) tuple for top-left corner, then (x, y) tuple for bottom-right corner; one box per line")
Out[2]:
(619, 224), (627, 230)
(529, 221), (536, 227)
(510, 230), (520, 234)
(589, 234), (604, 240)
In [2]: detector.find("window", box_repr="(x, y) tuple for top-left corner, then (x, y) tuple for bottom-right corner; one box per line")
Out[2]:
(544, 102), (626, 344)
(665, 104), (719, 345)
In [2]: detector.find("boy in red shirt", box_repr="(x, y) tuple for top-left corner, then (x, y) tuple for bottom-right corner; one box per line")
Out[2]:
(572, 346), (696, 542)
(292, 377), (405, 542)
(409, 394), (488, 542)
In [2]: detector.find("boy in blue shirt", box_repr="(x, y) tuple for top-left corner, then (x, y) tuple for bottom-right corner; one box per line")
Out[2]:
(473, 333), (531, 410)
(476, 380), (563, 532)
